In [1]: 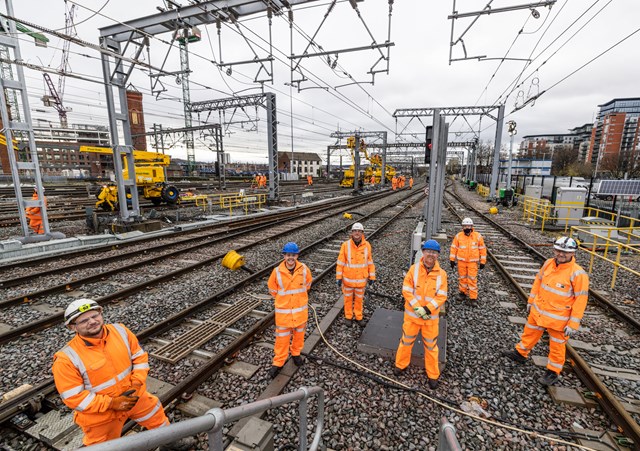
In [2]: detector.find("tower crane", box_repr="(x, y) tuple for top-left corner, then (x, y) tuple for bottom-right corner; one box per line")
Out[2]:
(41, 4), (75, 128)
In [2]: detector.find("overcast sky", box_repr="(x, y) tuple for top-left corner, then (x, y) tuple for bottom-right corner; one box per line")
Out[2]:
(10, 0), (640, 163)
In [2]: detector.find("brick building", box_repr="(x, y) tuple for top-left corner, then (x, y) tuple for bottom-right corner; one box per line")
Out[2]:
(587, 98), (640, 174)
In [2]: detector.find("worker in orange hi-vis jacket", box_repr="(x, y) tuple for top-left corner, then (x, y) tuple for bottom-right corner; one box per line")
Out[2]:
(53, 300), (170, 446)
(449, 217), (486, 304)
(409, 177), (414, 189)
(25, 188), (47, 234)
(267, 242), (312, 379)
(336, 222), (376, 326)
(307, 174), (313, 186)
(503, 236), (589, 386)
(394, 240), (447, 390)
(391, 176), (398, 190)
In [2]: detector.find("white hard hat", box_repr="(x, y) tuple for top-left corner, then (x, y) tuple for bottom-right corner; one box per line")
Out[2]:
(462, 218), (474, 226)
(64, 298), (102, 325)
(351, 222), (365, 231)
(553, 236), (578, 252)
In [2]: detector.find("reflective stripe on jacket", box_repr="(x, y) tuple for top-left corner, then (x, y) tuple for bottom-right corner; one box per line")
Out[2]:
(449, 230), (487, 264)
(268, 260), (312, 328)
(52, 324), (150, 424)
(336, 238), (376, 287)
(527, 257), (589, 330)
(402, 259), (448, 322)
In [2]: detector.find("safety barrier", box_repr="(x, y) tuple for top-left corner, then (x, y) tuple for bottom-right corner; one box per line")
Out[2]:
(521, 196), (639, 233)
(438, 417), (462, 451)
(476, 184), (490, 198)
(570, 226), (640, 289)
(83, 386), (325, 451)
(219, 192), (266, 215)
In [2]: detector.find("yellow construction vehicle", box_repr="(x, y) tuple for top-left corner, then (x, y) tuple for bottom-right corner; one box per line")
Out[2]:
(79, 146), (179, 210)
(340, 138), (396, 188)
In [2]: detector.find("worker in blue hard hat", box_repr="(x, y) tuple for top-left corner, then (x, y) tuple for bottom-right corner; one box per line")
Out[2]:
(267, 242), (313, 379)
(394, 239), (448, 389)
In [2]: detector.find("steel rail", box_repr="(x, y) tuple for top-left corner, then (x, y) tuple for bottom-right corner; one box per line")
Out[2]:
(444, 189), (640, 446)
(0, 190), (395, 344)
(0, 188), (424, 426)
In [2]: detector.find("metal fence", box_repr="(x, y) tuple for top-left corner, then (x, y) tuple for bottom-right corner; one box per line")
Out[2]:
(83, 386), (324, 451)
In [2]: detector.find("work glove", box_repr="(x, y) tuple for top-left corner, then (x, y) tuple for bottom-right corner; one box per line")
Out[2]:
(414, 306), (431, 319)
(479, 263), (485, 270)
(110, 390), (139, 411)
(564, 326), (576, 337)
(368, 280), (375, 288)
(450, 261), (456, 270)
(336, 279), (342, 289)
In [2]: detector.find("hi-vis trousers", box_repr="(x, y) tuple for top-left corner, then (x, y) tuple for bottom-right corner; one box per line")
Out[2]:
(273, 323), (306, 367)
(342, 285), (365, 320)
(516, 318), (567, 374)
(395, 319), (440, 379)
(457, 261), (478, 299)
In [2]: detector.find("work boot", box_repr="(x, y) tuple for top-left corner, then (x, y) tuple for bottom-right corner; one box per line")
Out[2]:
(502, 349), (527, 364)
(292, 355), (304, 367)
(355, 319), (364, 327)
(428, 378), (439, 390)
(457, 292), (467, 301)
(393, 366), (406, 377)
(159, 436), (198, 451)
(268, 365), (282, 379)
(344, 317), (353, 326)
(470, 297), (478, 306)
(539, 369), (560, 386)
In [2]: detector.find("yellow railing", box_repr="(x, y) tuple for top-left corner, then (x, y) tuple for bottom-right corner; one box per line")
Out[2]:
(219, 193), (266, 216)
(476, 184), (490, 197)
(570, 226), (640, 289)
(521, 197), (639, 233)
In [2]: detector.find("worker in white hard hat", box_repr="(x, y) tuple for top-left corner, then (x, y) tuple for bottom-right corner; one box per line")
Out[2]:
(449, 217), (486, 304)
(52, 299), (191, 448)
(336, 222), (376, 326)
(503, 236), (589, 386)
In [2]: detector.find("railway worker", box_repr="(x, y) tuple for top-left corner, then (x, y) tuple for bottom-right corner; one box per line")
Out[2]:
(394, 240), (447, 389)
(25, 187), (46, 234)
(391, 175), (398, 191)
(409, 176), (414, 189)
(336, 222), (376, 326)
(503, 236), (589, 386)
(268, 242), (313, 379)
(307, 174), (313, 186)
(449, 217), (486, 304)
(370, 174), (376, 187)
(400, 175), (406, 188)
(52, 299), (171, 446)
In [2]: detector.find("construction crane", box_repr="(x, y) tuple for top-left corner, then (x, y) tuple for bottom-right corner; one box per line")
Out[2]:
(41, 4), (75, 128)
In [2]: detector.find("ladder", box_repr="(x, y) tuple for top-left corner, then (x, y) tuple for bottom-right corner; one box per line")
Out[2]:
(0, 0), (50, 238)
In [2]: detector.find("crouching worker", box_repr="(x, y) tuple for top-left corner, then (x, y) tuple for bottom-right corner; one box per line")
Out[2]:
(393, 240), (448, 389)
(267, 242), (313, 378)
(52, 299), (171, 446)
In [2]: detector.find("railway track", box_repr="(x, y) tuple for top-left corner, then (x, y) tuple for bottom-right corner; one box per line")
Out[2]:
(0, 188), (425, 449)
(445, 183), (640, 448)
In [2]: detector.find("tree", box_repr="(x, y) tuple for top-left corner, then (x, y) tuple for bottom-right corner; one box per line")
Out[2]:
(552, 146), (578, 175)
(597, 151), (640, 179)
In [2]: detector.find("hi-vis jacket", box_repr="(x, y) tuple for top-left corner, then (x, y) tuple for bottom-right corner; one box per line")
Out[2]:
(449, 230), (487, 264)
(336, 238), (376, 287)
(52, 324), (150, 427)
(268, 261), (313, 328)
(402, 259), (448, 322)
(528, 257), (589, 331)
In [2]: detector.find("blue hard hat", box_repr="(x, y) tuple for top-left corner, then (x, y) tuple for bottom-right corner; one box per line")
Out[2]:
(282, 242), (300, 254)
(421, 239), (441, 252)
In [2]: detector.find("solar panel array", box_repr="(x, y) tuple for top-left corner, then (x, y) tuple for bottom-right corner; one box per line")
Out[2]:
(597, 179), (640, 195)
